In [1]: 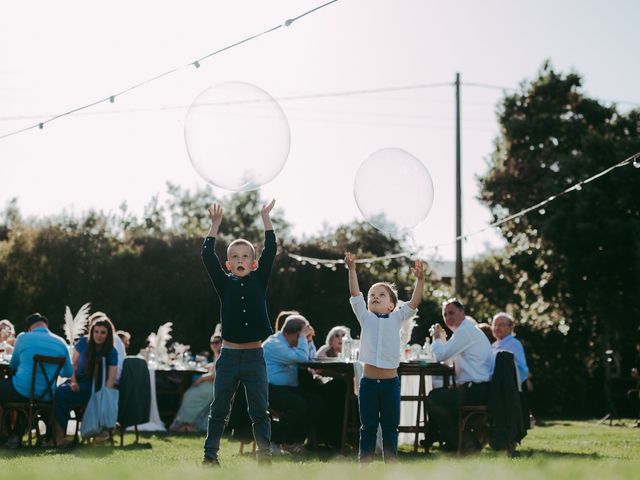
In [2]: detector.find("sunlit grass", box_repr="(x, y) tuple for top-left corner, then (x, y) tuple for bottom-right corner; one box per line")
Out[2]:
(0, 420), (638, 480)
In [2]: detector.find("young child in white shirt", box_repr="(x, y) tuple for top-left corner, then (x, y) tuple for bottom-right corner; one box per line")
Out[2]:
(344, 252), (424, 462)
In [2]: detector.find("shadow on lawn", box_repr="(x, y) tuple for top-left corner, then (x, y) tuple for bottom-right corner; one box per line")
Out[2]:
(0, 441), (153, 458)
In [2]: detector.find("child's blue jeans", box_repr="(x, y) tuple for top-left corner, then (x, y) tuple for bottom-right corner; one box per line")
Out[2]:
(358, 376), (401, 462)
(203, 348), (271, 461)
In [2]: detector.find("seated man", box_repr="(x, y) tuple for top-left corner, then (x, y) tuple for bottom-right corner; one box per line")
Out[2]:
(262, 314), (320, 453)
(0, 313), (73, 448)
(425, 299), (494, 451)
(491, 312), (533, 428)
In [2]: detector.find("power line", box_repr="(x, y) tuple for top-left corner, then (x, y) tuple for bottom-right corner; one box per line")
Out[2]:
(0, 82), (454, 123)
(2, 78), (637, 126)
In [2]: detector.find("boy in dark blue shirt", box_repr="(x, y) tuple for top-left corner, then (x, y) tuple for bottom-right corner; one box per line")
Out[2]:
(201, 200), (276, 466)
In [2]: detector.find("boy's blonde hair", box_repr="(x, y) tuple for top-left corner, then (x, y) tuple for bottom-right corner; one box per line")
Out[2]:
(227, 238), (256, 259)
(368, 282), (399, 308)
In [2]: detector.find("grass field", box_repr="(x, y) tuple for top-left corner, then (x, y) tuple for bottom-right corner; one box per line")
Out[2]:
(0, 420), (638, 480)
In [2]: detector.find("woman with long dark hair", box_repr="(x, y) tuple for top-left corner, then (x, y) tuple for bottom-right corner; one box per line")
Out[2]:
(53, 314), (118, 446)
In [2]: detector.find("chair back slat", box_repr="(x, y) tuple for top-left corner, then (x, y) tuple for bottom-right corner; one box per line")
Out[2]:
(30, 354), (66, 403)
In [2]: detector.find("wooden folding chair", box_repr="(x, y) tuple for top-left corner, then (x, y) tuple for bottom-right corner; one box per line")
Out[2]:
(4, 355), (66, 447)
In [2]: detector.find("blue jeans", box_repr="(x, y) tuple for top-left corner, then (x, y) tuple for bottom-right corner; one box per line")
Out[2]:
(358, 376), (401, 462)
(203, 348), (271, 461)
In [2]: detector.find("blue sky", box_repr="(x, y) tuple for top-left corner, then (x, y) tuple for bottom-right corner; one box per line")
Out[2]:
(1, 0), (638, 261)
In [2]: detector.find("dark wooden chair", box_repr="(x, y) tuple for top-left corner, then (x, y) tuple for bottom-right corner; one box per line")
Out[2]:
(4, 355), (66, 447)
(457, 405), (490, 455)
(457, 351), (525, 455)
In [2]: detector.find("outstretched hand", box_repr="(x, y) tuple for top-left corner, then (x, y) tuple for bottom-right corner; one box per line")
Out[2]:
(344, 252), (356, 270)
(412, 259), (425, 280)
(208, 204), (223, 224)
(261, 199), (276, 217)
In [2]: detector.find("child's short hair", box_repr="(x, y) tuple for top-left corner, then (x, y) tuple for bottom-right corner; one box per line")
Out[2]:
(368, 282), (399, 308)
(227, 238), (256, 259)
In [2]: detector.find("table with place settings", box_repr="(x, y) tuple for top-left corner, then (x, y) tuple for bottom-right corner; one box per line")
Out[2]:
(299, 359), (455, 454)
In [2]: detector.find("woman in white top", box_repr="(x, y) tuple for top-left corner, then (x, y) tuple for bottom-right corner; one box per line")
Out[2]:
(316, 326), (349, 358)
(345, 253), (424, 463)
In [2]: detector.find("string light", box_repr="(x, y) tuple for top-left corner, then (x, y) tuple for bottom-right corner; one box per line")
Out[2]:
(288, 150), (640, 267)
(0, 0), (340, 141)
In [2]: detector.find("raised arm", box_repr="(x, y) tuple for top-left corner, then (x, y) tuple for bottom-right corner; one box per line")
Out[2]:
(344, 252), (361, 297)
(255, 199), (277, 284)
(207, 203), (223, 237)
(261, 199), (275, 231)
(202, 204), (228, 292)
(408, 259), (425, 310)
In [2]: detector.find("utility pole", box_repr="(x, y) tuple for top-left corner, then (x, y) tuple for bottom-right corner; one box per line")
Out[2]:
(455, 73), (463, 296)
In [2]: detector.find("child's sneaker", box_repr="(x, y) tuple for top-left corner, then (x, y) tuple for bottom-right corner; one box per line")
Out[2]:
(202, 456), (220, 467)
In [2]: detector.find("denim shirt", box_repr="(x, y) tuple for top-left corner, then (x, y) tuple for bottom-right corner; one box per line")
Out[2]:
(10, 327), (73, 400)
(262, 332), (316, 387)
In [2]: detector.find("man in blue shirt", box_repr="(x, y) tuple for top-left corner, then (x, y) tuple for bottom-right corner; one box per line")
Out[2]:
(491, 312), (532, 429)
(0, 313), (73, 447)
(262, 314), (320, 453)
(491, 313), (530, 388)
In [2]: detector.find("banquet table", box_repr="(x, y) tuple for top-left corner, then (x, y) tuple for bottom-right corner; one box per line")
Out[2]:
(133, 366), (208, 431)
(299, 359), (455, 454)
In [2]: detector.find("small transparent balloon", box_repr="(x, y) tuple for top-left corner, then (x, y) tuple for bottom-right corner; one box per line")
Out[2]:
(354, 148), (434, 236)
(184, 82), (290, 191)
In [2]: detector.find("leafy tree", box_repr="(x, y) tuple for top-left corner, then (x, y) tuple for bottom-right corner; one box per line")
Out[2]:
(477, 62), (640, 414)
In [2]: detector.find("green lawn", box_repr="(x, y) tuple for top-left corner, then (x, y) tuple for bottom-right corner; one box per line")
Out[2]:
(0, 420), (638, 480)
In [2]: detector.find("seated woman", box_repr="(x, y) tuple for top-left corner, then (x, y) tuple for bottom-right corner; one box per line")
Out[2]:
(0, 319), (16, 354)
(53, 315), (118, 446)
(170, 332), (222, 432)
(316, 326), (349, 359)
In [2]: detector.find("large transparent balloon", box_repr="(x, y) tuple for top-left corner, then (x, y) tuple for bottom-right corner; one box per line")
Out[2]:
(354, 148), (434, 236)
(184, 81), (290, 191)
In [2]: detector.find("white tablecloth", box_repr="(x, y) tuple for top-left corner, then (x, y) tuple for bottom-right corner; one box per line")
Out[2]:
(127, 367), (166, 432)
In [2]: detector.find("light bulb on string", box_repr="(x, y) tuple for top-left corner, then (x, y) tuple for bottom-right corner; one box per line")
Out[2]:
(538, 208), (546, 215)
(633, 157), (640, 169)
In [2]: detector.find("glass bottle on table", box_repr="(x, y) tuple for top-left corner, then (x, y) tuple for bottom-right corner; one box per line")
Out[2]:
(422, 337), (434, 361)
(341, 328), (352, 361)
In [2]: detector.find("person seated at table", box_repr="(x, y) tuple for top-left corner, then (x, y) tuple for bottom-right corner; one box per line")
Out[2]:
(316, 326), (349, 358)
(263, 313), (321, 454)
(52, 314), (118, 447)
(274, 310), (300, 332)
(0, 313), (73, 448)
(0, 319), (16, 354)
(116, 330), (131, 352)
(425, 298), (494, 452)
(170, 332), (222, 433)
(310, 325), (352, 448)
(477, 322), (496, 344)
(112, 327), (129, 384)
(491, 313), (533, 408)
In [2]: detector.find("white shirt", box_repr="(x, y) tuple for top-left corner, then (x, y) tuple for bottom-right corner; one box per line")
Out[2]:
(114, 335), (126, 383)
(432, 318), (494, 383)
(349, 294), (417, 369)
